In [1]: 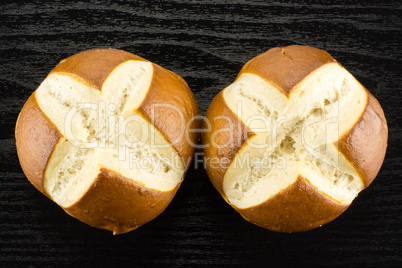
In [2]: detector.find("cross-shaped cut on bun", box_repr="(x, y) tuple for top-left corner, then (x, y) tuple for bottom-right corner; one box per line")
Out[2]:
(203, 45), (387, 232)
(16, 49), (200, 234)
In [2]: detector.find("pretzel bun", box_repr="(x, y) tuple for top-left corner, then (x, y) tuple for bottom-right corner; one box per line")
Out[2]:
(203, 45), (387, 232)
(15, 49), (200, 234)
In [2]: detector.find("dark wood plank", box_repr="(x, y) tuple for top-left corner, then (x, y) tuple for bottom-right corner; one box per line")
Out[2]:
(1, 0), (401, 266)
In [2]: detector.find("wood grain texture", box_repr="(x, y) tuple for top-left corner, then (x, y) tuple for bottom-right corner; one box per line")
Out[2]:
(1, 0), (401, 266)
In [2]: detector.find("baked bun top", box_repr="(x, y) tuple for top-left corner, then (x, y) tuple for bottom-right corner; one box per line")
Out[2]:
(204, 45), (387, 213)
(17, 48), (199, 210)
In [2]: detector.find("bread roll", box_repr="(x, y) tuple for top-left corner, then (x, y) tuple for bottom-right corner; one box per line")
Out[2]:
(203, 45), (387, 232)
(15, 48), (200, 234)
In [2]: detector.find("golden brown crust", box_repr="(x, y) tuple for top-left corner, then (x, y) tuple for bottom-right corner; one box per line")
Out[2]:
(139, 64), (200, 169)
(238, 45), (336, 96)
(337, 92), (388, 187)
(16, 48), (198, 234)
(64, 168), (178, 235)
(51, 48), (147, 90)
(237, 176), (349, 232)
(15, 94), (62, 194)
(204, 45), (388, 232)
(202, 92), (253, 196)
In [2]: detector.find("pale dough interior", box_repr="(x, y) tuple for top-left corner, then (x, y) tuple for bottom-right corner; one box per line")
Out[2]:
(36, 60), (184, 207)
(223, 63), (367, 209)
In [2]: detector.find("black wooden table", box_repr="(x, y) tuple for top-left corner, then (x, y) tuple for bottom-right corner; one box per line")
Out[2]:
(1, 1), (401, 266)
